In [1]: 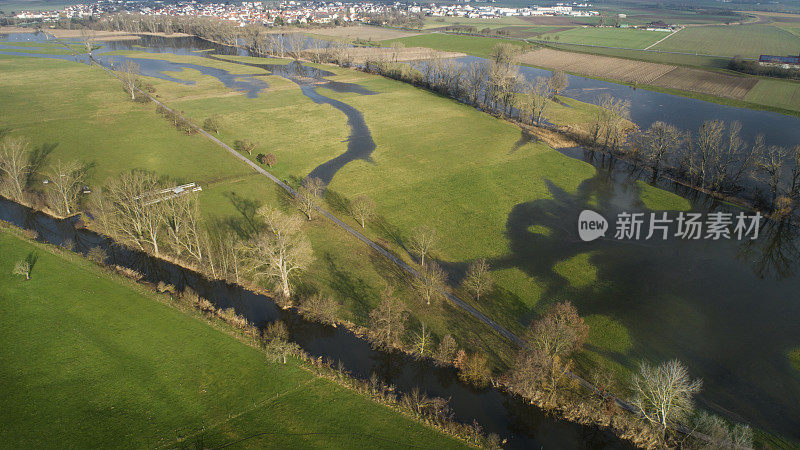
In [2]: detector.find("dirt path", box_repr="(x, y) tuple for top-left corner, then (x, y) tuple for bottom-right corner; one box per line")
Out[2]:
(644, 29), (680, 50)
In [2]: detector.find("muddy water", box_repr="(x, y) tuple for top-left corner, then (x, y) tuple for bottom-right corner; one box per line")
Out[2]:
(0, 197), (630, 449)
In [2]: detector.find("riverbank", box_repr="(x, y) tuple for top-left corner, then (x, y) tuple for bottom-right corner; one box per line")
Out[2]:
(0, 223), (476, 448)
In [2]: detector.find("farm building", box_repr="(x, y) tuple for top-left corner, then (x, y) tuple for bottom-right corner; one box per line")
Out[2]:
(758, 55), (800, 69)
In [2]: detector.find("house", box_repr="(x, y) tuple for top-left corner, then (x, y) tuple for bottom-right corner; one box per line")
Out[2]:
(758, 55), (800, 69)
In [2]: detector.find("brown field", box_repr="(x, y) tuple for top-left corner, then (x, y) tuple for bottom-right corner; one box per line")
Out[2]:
(311, 26), (421, 41)
(520, 16), (593, 25)
(0, 27), (192, 41)
(305, 46), (464, 63)
(517, 48), (677, 84)
(650, 67), (758, 99)
(518, 48), (758, 101)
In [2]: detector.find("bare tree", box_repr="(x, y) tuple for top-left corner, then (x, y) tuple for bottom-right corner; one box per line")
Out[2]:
(295, 177), (325, 220)
(410, 225), (438, 267)
(0, 136), (31, 202)
(434, 333), (457, 366)
(95, 170), (163, 255)
(350, 194), (376, 228)
(239, 207), (313, 298)
(285, 32), (307, 60)
(160, 191), (204, 263)
(463, 258), (492, 301)
(301, 292), (339, 325)
(413, 322), (431, 357)
(756, 143), (787, 206)
(80, 29), (95, 56)
(526, 301), (588, 358)
(692, 411), (753, 450)
(44, 159), (87, 217)
(464, 61), (487, 106)
(263, 320), (300, 364)
(489, 42), (520, 66)
(119, 60), (140, 100)
(368, 287), (407, 349)
(630, 359), (702, 441)
(454, 350), (492, 387)
(414, 261), (448, 306)
(550, 70), (568, 98)
(637, 121), (684, 176)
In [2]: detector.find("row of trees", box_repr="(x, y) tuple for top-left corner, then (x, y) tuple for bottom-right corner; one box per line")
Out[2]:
(622, 118), (800, 214)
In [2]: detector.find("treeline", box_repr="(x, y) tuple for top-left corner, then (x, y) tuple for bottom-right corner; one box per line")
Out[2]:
(729, 56), (800, 81)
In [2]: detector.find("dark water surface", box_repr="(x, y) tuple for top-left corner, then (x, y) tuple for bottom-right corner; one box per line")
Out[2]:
(0, 197), (630, 449)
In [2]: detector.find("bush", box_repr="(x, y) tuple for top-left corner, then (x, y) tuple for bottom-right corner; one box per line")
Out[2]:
(86, 246), (107, 264)
(454, 350), (492, 388)
(301, 293), (339, 325)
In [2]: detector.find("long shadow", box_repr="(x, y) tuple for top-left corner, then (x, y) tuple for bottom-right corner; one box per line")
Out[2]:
(500, 163), (800, 438)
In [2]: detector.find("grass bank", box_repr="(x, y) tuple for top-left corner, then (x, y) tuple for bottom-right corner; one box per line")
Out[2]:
(0, 228), (468, 448)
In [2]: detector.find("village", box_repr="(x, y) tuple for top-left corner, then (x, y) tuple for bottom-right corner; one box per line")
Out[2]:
(11, 0), (599, 26)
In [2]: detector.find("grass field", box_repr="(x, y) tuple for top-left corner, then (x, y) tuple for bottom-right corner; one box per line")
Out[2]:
(537, 27), (670, 49)
(744, 78), (800, 111)
(0, 229), (467, 448)
(652, 24), (800, 58)
(0, 46), (695, 389)
(380, 33), (530, 59)
(544, 41), (732, 69)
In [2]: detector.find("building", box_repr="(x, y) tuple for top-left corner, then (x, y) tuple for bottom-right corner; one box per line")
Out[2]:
(758, 55), (800, 69)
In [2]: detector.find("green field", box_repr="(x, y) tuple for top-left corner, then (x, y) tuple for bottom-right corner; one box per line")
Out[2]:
(544, 41), (731, 69)
(652, 24), (800, 58)
(381, 33), (530, 59)
(0, 230), (467, 448)
(538, 27), (670, 49)
(744, 78), (800, 111)
(1, 46), (693, 392)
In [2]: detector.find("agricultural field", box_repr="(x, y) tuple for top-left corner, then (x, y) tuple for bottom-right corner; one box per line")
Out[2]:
(537, 27), (671, 49)
(744, 78), (800, 111)
(650, 66), (758, 100)
(651, 24), (800, 58)
(309, 25), (421, 42)
(517, 47), (677, 84)
(543, 41), (732, 69)
(422, 15), (531, 30)
(0, 230), (468, 449)
(380, 33), (530, 59)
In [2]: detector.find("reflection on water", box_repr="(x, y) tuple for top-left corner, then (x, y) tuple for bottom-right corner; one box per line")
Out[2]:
(507, 149), (800, 438)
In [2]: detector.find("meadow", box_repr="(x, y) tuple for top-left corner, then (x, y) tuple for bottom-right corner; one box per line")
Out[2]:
(651, 24), (800, 58)
(0, 229), (468, 448)
(0, 46), (692, 386)
(380, 33), (530, 59)
(537, 27), (670, 49)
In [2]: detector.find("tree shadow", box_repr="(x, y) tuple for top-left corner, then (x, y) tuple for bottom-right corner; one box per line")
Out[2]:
(323, 252), (379, 322)
(223, 191), (261, 235)
(26, 142), (57, 189)
(25, 251), (38, 277)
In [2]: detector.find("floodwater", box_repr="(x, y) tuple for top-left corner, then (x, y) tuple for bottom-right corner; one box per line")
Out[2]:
(450, 55), (800, 148)
(0, 33), (378, 186)
(3, 31), (800, 441)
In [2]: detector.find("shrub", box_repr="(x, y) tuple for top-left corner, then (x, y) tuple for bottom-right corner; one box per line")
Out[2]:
(301, 292), (339, 325)
(454, 350), (492, 388)
(86, 246), (108, 264)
